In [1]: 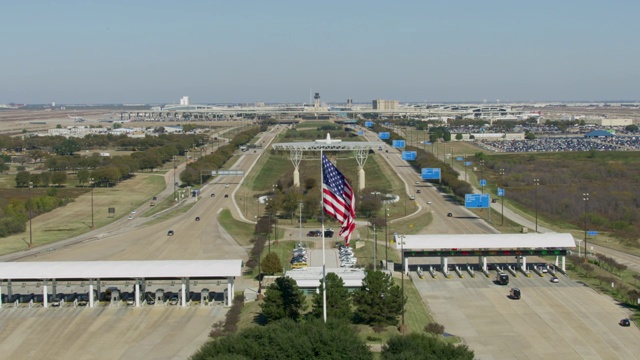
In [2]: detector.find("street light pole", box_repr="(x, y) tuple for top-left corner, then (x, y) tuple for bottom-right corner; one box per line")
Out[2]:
(400, 234), (406, 334)
(480, 160), (485, 194)
(90, 178), (95, 229)
(298, 200), (303, 248)
(583, 192), (589, 262)
(533, 178), (539, 233)
(500, 168), (505, 225)
(28, 181), (33, 247)
(173, 156), (177, 202)
(385, 208), (389, 269)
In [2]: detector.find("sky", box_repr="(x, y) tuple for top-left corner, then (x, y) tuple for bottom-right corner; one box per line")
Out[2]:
(2, 0), (640, 104)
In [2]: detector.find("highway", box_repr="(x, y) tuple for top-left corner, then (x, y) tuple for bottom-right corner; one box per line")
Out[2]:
(0, 129), (281, 359)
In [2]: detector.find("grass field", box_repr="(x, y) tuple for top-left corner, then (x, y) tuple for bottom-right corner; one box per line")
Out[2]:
(218, 209), (256, 247)
(0, 173), (165, 255)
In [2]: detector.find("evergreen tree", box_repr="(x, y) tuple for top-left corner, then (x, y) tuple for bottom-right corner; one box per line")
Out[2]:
(311, 272), (352, 321)
(192, 318), (372, 360)
(260, 276), (307, 323)
(382, 333), (474, 360)
(352, 270), (403, 326)
(261, 252), (283, 275)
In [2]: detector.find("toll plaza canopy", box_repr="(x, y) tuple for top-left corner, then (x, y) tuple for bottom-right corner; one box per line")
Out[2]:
(394, 233), (576, 252)
(0, 260), (243, 281)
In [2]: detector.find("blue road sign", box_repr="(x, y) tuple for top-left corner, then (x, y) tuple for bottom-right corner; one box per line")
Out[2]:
(480, 180), (487, 187)
(464, 161), (472, 166)
(456, 156), (463, 161)
(465, 194), (490, 209)
(392, 140), (406, 148)
(422, 141), (431, 145)
(497, 188), (505, 196)
(379, 132), (390, 140)
(587, 231), (598, 236)
(421, 168), (441, 180)
(365, 121), (373, 127)
(357, 130), (364, 135)
(401, 151), (417, 161)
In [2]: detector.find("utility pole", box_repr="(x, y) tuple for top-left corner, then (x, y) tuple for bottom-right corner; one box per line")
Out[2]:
(500, 168), (505, 225)
(28, 181), (33, 247)
(90, 178), (95, 229)
(385, 208), (389, 269)
(583, 193), (589, 263)
(534, 178), (540, 232)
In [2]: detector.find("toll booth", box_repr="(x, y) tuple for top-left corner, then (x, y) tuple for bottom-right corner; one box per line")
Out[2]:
(110, 289), (120, 304)
(201, 288), (210, 306)
(155, 289), (164, 304)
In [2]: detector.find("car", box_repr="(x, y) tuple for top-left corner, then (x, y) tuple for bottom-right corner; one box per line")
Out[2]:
(620, 318), (631, 327)
(131, 210), (136, 214)
(409, 195), (415, 200)
(550, 276), (559, 283)
(447, 212), (453, 217)
(509, 288), (521, 300)
(168, 294), (180, 305)
(427, 201), (432, 204)
(416, 189), (421, 193)
(492, 199), (498, 203)
(124, 293), (135, 306)
(128, 215), (134, 220)
(211, 193), (215, 197)
(153, 196), (158, 201)
(324, 230), (334, 238)
(51, 294), (64, 307)
(307, 230), (322, 237)
(167, 230), (174, 236)
(225, 184), (230, 188)
(145, 292), (155, 305)
(77, 294), (89, 306)
(224, 194), (229, 198)
(195, 217), (200, 221)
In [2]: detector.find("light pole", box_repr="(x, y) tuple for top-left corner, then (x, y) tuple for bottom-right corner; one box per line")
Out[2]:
(385, 208), (389, 269)
(173, 155), (177, 202)
(533, 178), (539, 233)
(464, 153), (468, 182)
(272, 185), (277, 245)
(400, 234), (406, 334)
(28, 181), (33, 247)
(298, 200), (303, 248)
(480, 160), (485, 194)
(265, 199), (271, 253)
(90, 178), (95, 229)
(583, 193), (589, 262)
(450, 146), (454, 168)
(500, 168), (505, 225)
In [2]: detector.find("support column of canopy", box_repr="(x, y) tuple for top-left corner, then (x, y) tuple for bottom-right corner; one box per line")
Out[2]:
(354, 147), (370, 191)
(290, 148), (303, 187)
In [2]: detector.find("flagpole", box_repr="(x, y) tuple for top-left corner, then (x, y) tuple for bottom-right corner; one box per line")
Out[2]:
(321, 148), (327, 323)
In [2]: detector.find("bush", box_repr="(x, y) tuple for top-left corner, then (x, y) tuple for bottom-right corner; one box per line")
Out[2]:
(424, 322), (445, 336)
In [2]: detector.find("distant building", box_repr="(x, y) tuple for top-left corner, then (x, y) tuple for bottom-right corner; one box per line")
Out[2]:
(584, 118), (632, 127)
(179, 96), (190, 106)
(372, 99), (399, 110)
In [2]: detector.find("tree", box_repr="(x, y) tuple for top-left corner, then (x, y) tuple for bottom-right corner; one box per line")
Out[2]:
(352, 270), (403, 326)
(311, 272), (352, 321)
(625, 124), (639, 132)
(15, 171), (31, 187)
(53, 138), (81, 155)
(77, 169), (90, 186)
(455, 133), (463, 140)
(192, 318), (372, 360)
(40, 171), (51, 187)
(51, 171), (67, 187)
(524, 131), (536, 140)
(382, 333), (474, 360)
(0, 159), (8, 173)
(261, 252), (283, 275)
(260, 276), (307, 323)
(358, 192), (382, 219)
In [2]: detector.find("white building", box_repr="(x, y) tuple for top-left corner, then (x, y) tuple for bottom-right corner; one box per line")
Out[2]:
(179, 96), (190, 106)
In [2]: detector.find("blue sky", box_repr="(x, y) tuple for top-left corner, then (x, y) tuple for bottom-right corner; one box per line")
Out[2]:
(2, 0), (639, 104)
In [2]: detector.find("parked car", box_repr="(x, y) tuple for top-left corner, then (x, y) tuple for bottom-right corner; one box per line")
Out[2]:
(620, 318), (631, 327)
(167, 230), (174, 236)
(307, 230), (322, 237)
(324, 230), (334, 238)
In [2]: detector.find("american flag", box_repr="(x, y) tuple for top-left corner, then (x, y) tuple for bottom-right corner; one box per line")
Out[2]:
(322, 154), (356, 245)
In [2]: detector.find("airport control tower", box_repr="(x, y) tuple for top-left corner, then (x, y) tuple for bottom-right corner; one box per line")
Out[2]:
(314, 92), (320, 109)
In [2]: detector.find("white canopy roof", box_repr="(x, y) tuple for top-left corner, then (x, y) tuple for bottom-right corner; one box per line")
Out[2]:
(284, 267), (366, 288)
(0, 260), (243, 280)
(394, 233), (576, 250)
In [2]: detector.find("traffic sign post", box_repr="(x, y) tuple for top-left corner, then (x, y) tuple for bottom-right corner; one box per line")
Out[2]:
(465, 194), (490, 209)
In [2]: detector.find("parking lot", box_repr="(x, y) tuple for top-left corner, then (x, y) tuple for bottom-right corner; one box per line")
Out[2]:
(411, 272), (640, 359)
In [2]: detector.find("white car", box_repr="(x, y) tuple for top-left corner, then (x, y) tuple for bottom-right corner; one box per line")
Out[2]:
(427, 201), (432, 204)
(550, 276), (559, 283)
(131, 210), (136, 214)
(225, 184), (230, 188)
(128, 216), (134, 220)
(410, 195), (415, 200)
